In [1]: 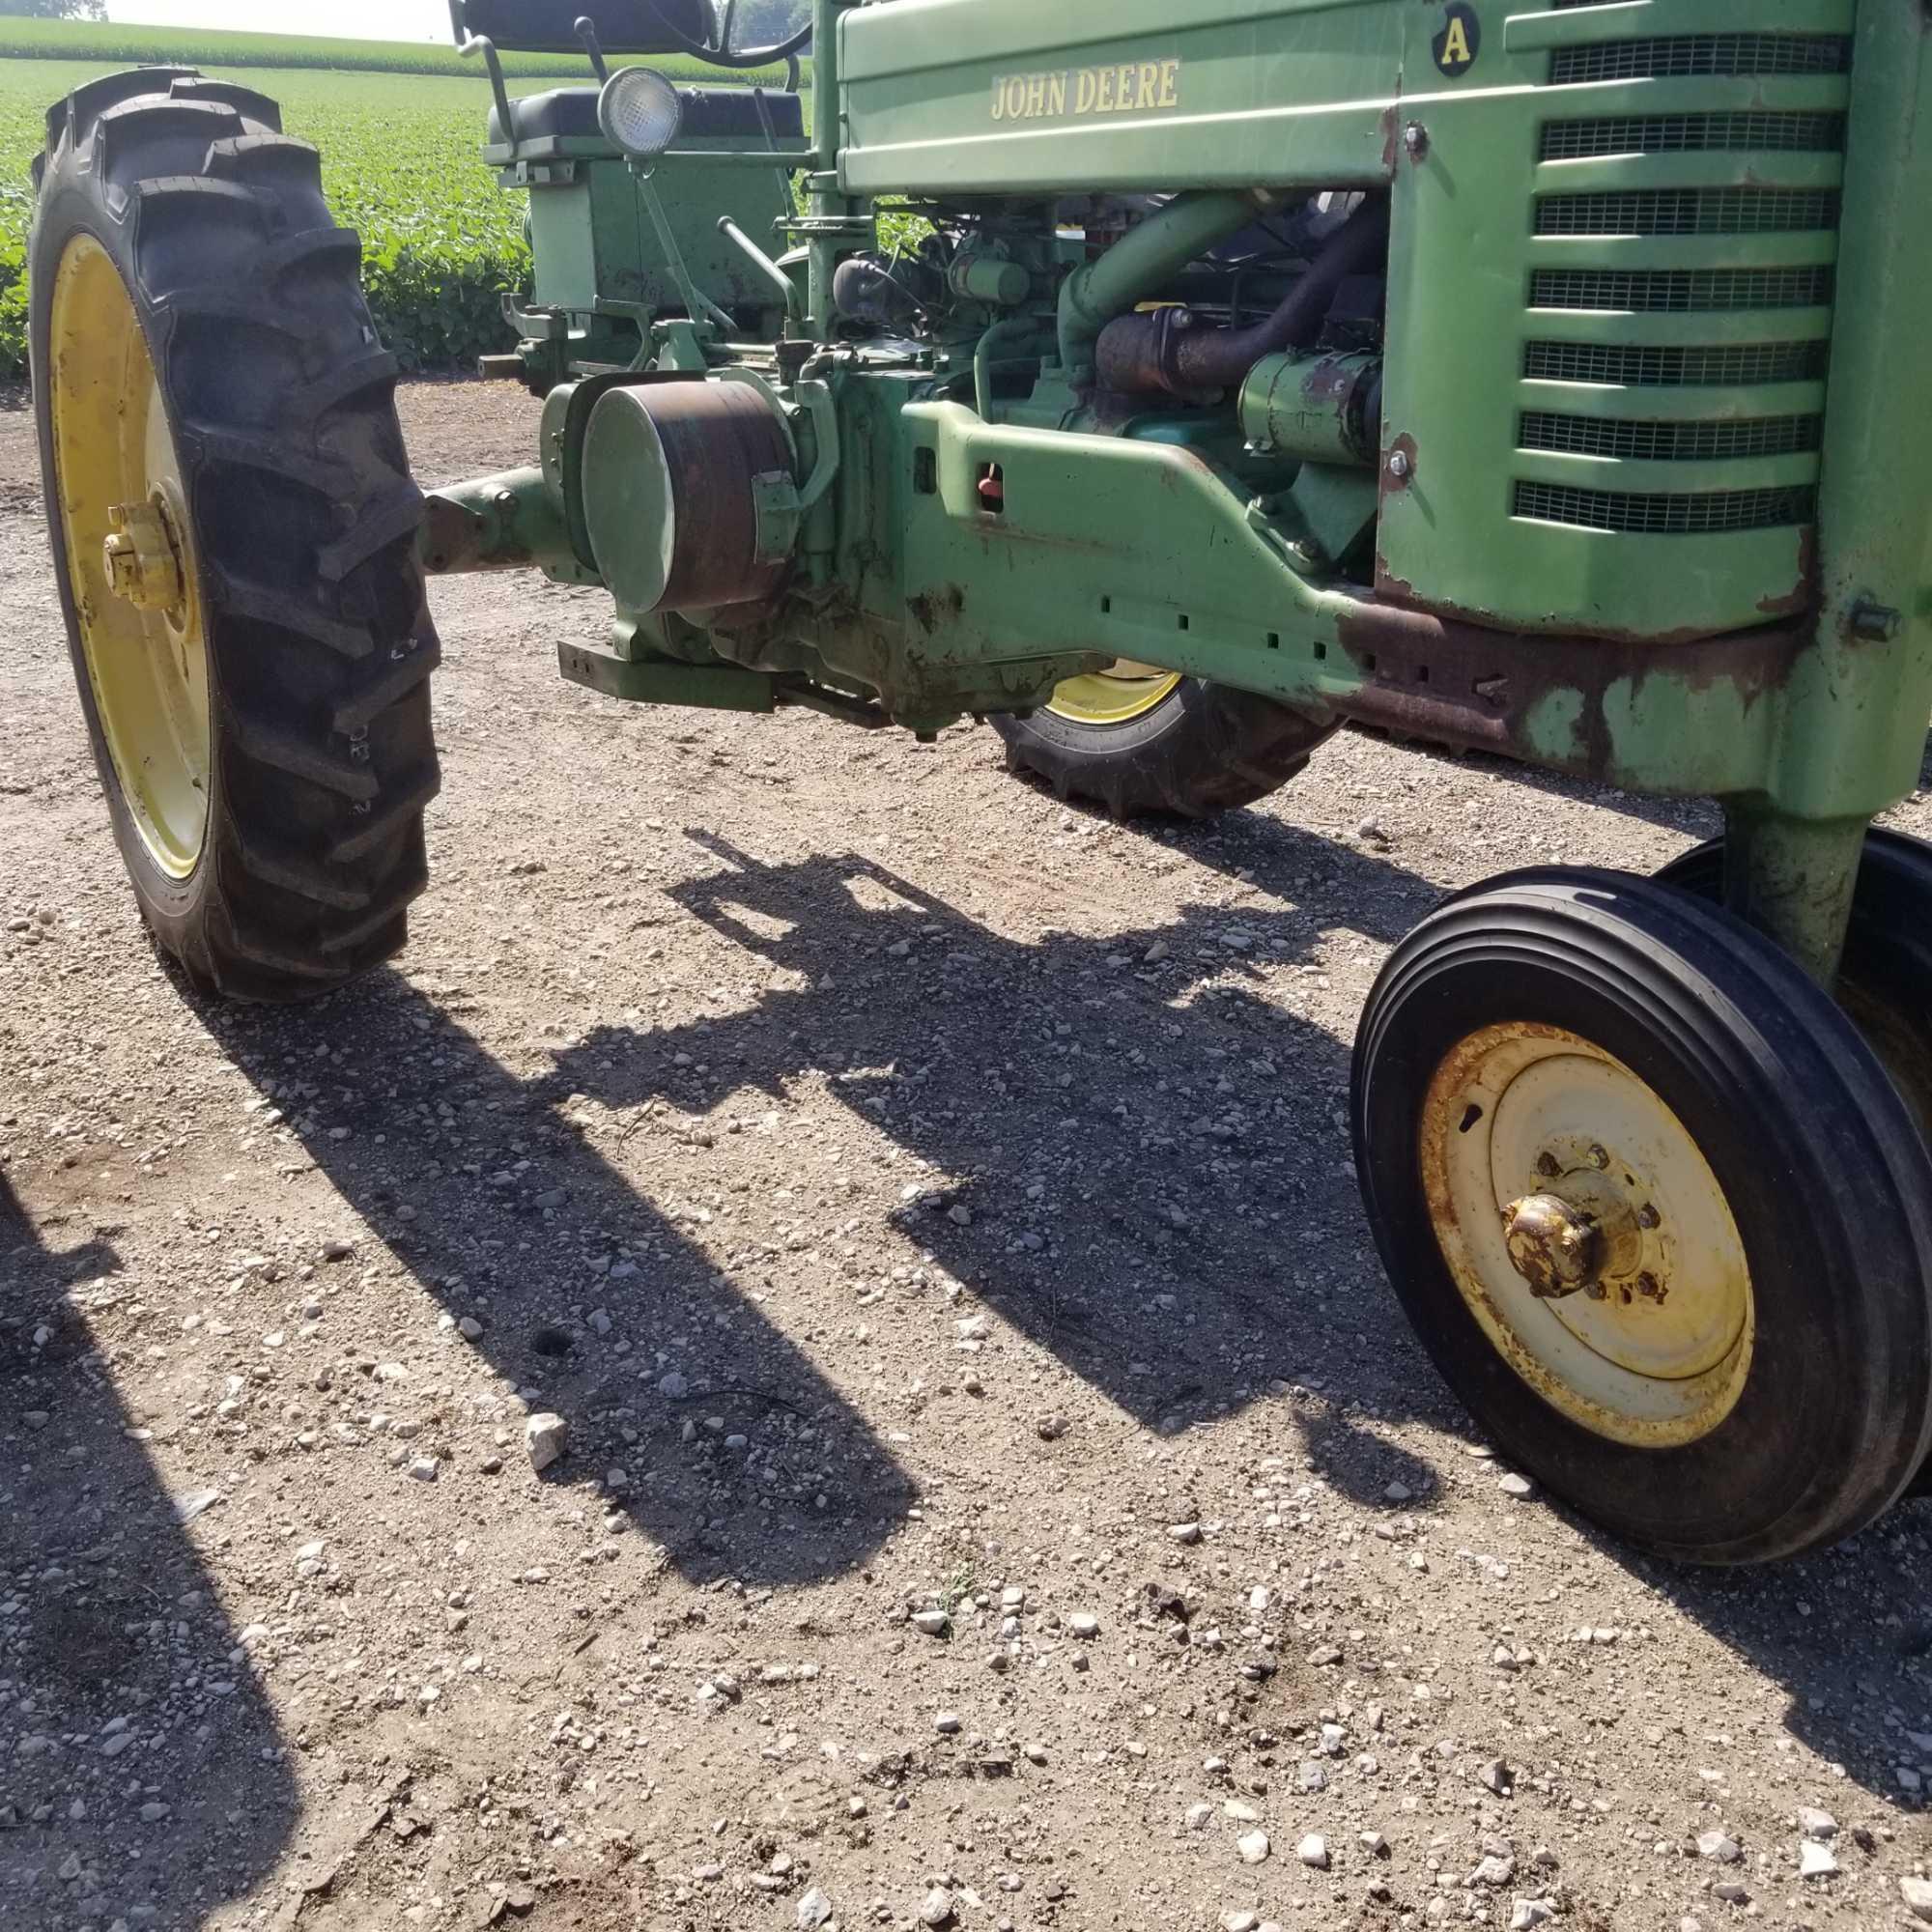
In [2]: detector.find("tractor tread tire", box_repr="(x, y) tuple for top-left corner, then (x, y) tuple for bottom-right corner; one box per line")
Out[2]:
(992, 677), (1337, 820)
(31, 69), (440, 1004)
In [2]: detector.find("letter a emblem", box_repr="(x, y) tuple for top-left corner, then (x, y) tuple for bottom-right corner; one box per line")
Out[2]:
(1433, 3), (1481, 76)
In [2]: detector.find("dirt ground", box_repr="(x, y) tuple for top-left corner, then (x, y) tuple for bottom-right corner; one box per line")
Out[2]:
(6, 381), (1932, 1932)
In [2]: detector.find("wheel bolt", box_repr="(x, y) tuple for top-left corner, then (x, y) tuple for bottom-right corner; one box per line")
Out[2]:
(1637, 1204), (1661, 1230)
(1534, 1151), (1560, 1179)
(1587, 1144), (1610, 1171)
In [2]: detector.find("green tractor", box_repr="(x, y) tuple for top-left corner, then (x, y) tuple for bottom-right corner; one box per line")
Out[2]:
(30, 0), (1932, 1564)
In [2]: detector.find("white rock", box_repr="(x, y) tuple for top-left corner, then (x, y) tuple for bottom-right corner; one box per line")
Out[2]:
(657, 1371), (690, 1399)
(934, 1711), (962, 1734)
(1798, 1840), (1838, 1879)
(1236, 1829), (1271, 1864)
(1066, 1612), (1100, 1638)
(1696, 1831), (1742, 1863)
(1169, 1522), (1203, 1545)
(1469, 1855), (1514, 1889)
(407, 1456), (439, 1483)
(1296, 1833), (1329, 1871)
(1222, 1914), (1260, 1932)
(1497, 1473), (1534, 1497)
(1796, 1806), (1837, 1841)
(796, 1887), (833, 1929)
(1478, 1758), (1513, 1795)
(1900, 1876), (1932, 1922)
(1509, 1904), (1554, 1931)
(1185, 1802), (1213, 1832)
(919, 1887), (954, 1927)
(911, 1608), (950, 1636)
(526, 1412), (568, 1472)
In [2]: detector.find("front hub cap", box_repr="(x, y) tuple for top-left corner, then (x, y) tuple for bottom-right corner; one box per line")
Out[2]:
(1501, 1192), (1602, 1298)
(102, 499), (185, 615)
(49, 233), (211, 880)
(1420, 1024), (1753, 1448)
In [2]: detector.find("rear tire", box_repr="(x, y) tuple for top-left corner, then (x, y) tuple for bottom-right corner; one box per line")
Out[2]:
(992, 676), (1335, 819)
(31, 69), (440, 1002)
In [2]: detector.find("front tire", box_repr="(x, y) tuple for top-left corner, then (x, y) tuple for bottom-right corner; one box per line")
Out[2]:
(32, 69), (440, 1002)
(1352, 868), (1932, 1565)
(991, 672), (1335, 819)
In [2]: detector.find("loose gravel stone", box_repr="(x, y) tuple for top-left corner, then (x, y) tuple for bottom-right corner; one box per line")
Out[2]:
(1798, 1840), (1838, 1879)
(1900, 1876), (1932, 1922)
(919, 1887), (954, 1927)
(1696, 1831), (1742, 1863)
(1236, 1829), (1271, 1864)
(525, 1412), (568, 1472)
(1295, 1833), (1329, 1871)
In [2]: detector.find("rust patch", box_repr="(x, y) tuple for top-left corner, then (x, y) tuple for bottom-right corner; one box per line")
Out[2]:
(1331, 597), (1806, 776)
(1757, 524), (1817, 618)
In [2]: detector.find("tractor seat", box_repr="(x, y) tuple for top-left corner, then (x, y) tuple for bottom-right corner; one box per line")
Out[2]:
(489, 84), (807, 149)
(461, 0), (713, 55)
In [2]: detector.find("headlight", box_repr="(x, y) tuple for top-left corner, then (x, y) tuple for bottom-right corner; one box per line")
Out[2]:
(598, 67), (685, 160)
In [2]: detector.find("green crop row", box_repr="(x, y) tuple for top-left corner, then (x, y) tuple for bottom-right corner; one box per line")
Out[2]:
(0, 56), (811, 383)
(0, 17), (800, 85)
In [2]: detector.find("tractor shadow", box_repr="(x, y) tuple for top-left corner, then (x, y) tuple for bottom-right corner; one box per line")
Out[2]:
(190, 977), (918, 1594)
(540, 818), (1932, 1805)
(539, 821), (1449, 1509)
(183, 801), (1932, 1805)
(0, 1173), (297, 1930)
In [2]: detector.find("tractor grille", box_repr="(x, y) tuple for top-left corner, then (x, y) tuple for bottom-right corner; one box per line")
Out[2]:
(1522, 340), (1829, 386)
(1533, 188), (1838, 238)
(1548, 35), (1852, 85)
(1513, 482), (1817, 535)
(1538, 112), (1844, 162)
(1519, 412), (1822, 463)
(1529, 266), (1834, 313)
(1516, 21), (1846, 548)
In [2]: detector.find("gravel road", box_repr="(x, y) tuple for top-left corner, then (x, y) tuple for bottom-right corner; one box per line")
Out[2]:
(5, 382), (1932, 1932)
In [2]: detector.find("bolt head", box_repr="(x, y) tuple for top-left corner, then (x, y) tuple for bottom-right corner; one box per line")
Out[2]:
(1386, 449), (1411, 480)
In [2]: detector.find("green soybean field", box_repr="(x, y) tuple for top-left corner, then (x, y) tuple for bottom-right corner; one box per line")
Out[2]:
(0, 30), (805, 383)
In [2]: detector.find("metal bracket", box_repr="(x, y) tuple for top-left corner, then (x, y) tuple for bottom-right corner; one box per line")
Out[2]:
(750, 470), (804, 565)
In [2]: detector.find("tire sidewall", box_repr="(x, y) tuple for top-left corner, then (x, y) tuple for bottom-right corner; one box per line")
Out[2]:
(1356, 887), (1932, 1562)
(32, 172), (222, 948)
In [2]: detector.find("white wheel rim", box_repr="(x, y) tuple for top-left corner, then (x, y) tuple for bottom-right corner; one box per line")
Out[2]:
(1419, 1024), (1754, 1449)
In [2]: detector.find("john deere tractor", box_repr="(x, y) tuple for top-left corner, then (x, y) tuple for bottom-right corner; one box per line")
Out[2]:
(30, 0), (1932, 1564)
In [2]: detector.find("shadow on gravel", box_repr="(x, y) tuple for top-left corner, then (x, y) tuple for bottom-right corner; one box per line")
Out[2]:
(549, 824), (1451, 1511)
(191, 982), (917, 1593)
(171, 808), (1932, 1806)
(0, 1173), (297, 1930)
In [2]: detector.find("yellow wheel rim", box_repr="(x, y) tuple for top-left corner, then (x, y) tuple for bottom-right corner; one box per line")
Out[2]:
(1419, 1023), (1754, 1449)
(50, 234), (210, 879)
(1044, 660), (1183, 726)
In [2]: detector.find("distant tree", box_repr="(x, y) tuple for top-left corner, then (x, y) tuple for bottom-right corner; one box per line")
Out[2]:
(0, 1), (109, 17)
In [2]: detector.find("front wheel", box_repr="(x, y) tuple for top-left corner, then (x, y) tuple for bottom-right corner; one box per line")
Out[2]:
(32, 68), (440, 1001)
(991, 670), (1335, 819)
(1352, 868), (1932, 1565)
